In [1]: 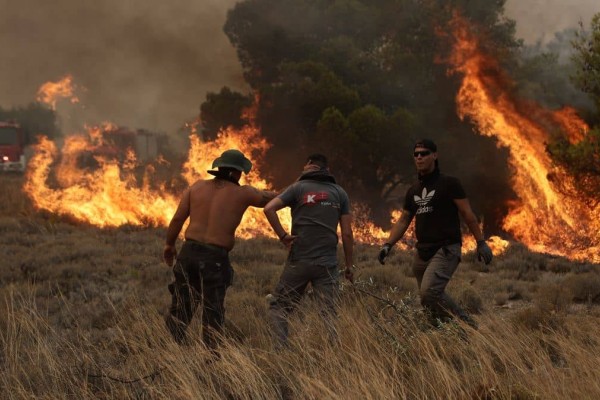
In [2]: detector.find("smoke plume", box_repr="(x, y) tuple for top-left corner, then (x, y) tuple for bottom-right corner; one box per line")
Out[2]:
(2, 0), (598, 136)
(505, 0), (598, 44)
(0, 0), (246, 134)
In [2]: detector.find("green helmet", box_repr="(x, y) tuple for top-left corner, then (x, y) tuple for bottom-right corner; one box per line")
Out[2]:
(210, 149), (252, 174)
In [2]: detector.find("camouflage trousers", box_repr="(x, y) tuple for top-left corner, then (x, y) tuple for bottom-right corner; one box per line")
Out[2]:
(165, 240), (234, 348)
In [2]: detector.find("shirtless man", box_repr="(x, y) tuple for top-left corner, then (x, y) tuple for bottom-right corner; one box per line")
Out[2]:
(163, 149), (275, 347)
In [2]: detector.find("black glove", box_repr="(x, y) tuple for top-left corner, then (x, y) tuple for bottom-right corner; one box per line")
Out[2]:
(476, 240), (493, 265)
(378, 243), (393, 265)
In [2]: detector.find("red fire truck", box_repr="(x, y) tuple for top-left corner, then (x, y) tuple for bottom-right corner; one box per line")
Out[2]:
(0, 121), (26, 172)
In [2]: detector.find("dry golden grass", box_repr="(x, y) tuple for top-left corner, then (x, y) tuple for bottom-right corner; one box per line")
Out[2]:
(1, 175), (600, 399)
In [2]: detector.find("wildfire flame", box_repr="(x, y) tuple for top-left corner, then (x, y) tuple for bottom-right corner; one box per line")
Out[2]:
(178, 105), (291, 238)
(23, 114), (278, 233)
(551, 107), (589, 144)
(36, 74), (80, 109)
(26, 76), (508, 256)
(27, 75), (420, 245)
(22, 115), (407, 243)
(447, 13), (599, 262)
(24, 130), (178, 228)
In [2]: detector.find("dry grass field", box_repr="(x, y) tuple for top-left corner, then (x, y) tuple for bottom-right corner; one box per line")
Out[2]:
(1, 174), (600, 399)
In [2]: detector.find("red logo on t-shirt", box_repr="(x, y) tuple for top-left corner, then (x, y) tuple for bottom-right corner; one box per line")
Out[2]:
(303, 192), (329, 205)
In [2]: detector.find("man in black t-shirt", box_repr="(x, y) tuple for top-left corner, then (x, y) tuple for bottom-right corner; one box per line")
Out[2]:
(378, 139), (493, 328)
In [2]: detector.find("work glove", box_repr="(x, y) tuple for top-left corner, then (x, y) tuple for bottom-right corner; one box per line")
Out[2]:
(378, 243), (393, 265)
(476, 240), (493, 265)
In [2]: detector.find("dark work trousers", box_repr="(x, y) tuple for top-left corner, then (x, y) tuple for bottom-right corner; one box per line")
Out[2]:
(165, 241), (233, 348)
(412, 243), (470, 325)
(269, 262), (339, 347)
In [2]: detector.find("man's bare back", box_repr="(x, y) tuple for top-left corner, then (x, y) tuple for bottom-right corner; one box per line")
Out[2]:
(185, 179), (273, 249)
(164, 177), (274, 264)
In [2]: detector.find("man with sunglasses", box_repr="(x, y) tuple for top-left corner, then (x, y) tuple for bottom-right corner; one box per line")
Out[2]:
(377, 139), (492, 328)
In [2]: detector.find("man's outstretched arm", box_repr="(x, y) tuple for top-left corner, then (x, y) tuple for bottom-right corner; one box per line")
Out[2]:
(246, 186), (278, 208)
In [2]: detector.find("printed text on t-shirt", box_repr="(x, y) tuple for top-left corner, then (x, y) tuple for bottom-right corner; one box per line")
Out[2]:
(303, 192), (329, 205)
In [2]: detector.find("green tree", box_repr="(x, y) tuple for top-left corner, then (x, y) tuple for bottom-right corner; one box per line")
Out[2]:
(546, 13), (600, 202)
(548, 128), (600, 204)
(200, 87), (252, 139)
(511, 27), (599, 117)
(571, 13), (600, 117)
(204, 0), (520, 226)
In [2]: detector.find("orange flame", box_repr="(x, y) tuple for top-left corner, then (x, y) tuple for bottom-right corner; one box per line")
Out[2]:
(23, 121), (421, 248)
(551, 107), (589, 144)
(25, 78), (510, 255)
(447, 13), (599, 262)
(36, 75), (80, 109)
(463, 233), (510, 255)
(24, 131), (178, 228)
(351, 207), (411, 248)
(179, 106), (291, 239)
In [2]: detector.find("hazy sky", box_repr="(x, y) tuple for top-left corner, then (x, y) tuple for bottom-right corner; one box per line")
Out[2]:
(0, 0), (598, 135)
(505, 0), (598, 44)
(0, 0), (245, 134)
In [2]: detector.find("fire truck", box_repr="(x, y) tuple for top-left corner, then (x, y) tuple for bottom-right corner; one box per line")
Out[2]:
(0, 121), (26, 172)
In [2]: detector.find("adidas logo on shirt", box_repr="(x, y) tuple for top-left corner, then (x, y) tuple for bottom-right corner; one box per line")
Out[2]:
(415, 188), (435, 214)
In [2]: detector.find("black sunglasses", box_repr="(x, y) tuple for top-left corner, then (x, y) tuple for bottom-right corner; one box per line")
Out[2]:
(413, 150), (431, 157)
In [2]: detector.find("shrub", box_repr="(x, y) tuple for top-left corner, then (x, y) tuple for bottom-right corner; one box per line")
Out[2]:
(535, 283), (571, 312)
(493, 292), (509, 306)
(455, 287), (483, 314)
(357, 265), (414, 292)
(512, 305), (565, 332)
(565, 273), (600, 303)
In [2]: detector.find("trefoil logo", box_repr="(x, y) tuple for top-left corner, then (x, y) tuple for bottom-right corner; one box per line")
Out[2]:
(414, 188), (435, 206)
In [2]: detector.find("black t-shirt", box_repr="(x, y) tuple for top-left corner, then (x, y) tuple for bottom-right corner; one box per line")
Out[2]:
(403, 171), (466, 248)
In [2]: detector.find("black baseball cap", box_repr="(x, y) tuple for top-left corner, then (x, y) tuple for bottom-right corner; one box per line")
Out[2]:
(414, 139), (437, 152)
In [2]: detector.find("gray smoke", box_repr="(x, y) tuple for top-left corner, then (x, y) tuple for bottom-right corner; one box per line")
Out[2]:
(0, 0), (246, 135)
(1, 0), (598, 137)
(505, 0), (599, 44)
